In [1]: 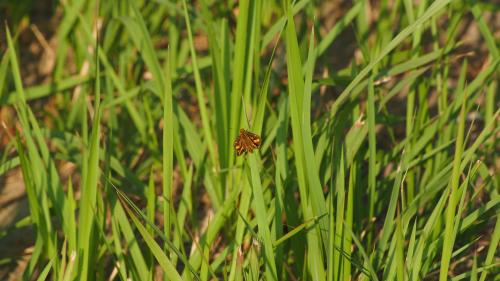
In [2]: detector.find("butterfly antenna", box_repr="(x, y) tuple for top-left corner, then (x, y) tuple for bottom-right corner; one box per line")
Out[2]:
(240, 94), (252, 130)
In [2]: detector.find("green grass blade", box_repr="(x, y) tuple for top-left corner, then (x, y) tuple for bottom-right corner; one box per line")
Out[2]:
(248, 153), (278, 281)
(119, 196), (183, 281)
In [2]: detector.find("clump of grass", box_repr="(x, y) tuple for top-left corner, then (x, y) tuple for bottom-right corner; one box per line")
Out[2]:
(1, 0), (498, 280)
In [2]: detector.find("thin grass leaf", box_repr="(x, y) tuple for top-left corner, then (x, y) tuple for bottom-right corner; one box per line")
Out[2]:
(119, 196), (183, 281)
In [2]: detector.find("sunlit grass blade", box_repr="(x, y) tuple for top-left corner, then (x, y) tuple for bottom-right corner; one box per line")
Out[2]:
(247, 153), (278, 281)
(285, 1), (327, 278)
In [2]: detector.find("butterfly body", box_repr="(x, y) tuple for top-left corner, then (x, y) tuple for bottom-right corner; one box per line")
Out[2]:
(234, 128), (261, 156)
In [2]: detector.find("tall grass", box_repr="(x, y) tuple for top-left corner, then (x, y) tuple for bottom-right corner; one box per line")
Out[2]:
(1, 0), (499, 280)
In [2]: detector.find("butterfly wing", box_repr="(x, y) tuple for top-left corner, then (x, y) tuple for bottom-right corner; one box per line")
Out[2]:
(240, 131), (253, 153)
(234, 137), (245, 156)
(244, 134), (254, 153)
(245, 131), (261, 148)
(234, 129), (261, 156)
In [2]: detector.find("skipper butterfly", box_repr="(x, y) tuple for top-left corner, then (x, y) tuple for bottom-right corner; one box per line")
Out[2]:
(234, 129), (261, 156)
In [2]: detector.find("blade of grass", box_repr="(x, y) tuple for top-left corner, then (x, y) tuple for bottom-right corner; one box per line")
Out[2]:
(247, 153), (278, 281)
(181, 0), (218, 173)
(76, 27), (101, 281)
(119, 195), (183, 281)
(285, 2), (327, 278)
(36, 259), (54, 281)
(439, 92), (467, 281)
(162, 46), (174, 259)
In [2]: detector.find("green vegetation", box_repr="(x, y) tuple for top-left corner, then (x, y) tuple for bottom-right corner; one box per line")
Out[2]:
(1, 0), (498, 280)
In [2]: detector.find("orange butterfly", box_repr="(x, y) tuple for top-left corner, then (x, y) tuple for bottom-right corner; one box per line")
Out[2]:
(234, 128), (261, 156)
